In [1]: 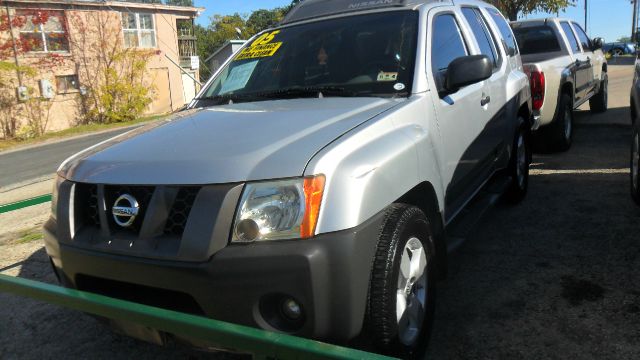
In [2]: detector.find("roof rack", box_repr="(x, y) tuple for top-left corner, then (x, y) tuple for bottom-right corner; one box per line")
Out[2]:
(281, 0), (409, 25)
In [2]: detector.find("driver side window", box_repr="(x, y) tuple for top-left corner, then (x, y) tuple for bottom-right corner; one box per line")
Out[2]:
(431, 14), (468, 93)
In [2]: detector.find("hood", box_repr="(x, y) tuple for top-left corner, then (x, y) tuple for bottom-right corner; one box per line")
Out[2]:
(62, 97), (400, 185)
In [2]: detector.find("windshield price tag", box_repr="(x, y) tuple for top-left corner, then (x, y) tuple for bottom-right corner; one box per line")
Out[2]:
(236, 30), (283, 60)
(377, 72), (398, 82)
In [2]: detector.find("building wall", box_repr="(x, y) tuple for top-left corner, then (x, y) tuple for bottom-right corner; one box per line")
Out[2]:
(0, 4), (199, 135)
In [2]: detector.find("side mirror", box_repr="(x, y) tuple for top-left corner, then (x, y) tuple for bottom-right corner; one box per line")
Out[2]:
(592, 37), (604, 50)
(445, 55), (492, 93)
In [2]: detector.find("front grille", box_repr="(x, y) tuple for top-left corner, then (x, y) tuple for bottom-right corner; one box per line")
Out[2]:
(164, 187), (200, 236)
(73, 183), (201, 239)
(75, 183), (99, 228)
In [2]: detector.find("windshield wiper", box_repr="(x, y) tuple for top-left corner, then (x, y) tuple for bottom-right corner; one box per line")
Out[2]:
(194, 86), (357, 106)
(193, 93), (260, 105)
(252, 86), (357, 100)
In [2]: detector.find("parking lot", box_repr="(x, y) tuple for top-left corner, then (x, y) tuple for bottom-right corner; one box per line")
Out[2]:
(1, 63), (638, 359)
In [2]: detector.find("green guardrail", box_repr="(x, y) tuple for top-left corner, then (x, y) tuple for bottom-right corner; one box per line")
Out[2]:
(0, 196), (396, 359)
(0, 276), (393, 360)
(0, 194), (52, 214)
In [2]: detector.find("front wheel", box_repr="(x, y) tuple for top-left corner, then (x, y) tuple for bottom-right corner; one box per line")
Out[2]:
(505, 120), (530, 204)
(590, 74), (608, 113)
(631, 128), (640, 205)
(367, 204), (436, 359)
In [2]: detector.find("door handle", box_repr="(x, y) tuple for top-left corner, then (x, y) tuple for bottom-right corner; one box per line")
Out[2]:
(481, 95), (491, 106)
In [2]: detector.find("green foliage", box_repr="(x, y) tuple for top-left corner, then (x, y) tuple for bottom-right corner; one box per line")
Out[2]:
(68, 12), (156, 125)
(246, 8), (287, 34)
(617, 36), (632, 43)
(165, 0), (193, 6)
(488, 0), (574, 21)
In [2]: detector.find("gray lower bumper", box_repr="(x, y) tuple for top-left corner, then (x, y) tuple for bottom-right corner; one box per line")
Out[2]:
(43, 211), (384, 342)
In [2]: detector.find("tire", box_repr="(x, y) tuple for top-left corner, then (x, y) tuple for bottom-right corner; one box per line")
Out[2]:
(631, 128), (640, 205)
(367, 204), (436, 359)
(590, 74), (608, 113)
(505, 119), (530, 204)
(612, 48), (625, 56)
(551, 94), (573, 152)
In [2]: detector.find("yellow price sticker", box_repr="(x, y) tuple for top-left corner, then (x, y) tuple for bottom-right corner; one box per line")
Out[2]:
(235, 30), (283, 60)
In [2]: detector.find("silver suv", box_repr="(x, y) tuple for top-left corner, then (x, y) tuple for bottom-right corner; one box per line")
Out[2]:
(45, 0), (532, 357)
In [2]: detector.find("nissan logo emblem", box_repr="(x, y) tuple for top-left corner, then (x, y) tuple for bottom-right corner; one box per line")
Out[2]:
(112, 194), (140, 228)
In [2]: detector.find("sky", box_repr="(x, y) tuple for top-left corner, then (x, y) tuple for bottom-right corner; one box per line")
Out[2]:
(195, 0), (636, 42)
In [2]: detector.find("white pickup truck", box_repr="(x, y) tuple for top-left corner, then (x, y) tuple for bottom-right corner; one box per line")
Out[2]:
(512, 18), (608, 151)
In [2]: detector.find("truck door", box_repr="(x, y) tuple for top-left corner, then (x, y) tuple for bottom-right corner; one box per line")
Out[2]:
(460, 6), (508, 174)
(572, 22), (597, 96)
(560, 21), (589, 101)
(427, 9), (492, 220)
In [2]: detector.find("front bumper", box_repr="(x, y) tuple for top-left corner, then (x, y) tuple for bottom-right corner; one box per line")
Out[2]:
(43, 211), (384, 343)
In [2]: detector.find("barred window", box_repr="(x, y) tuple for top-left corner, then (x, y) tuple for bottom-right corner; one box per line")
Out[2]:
(18, 10), (69, 53)
(122, 12), (157, 48)
(56, 74), (79, 94)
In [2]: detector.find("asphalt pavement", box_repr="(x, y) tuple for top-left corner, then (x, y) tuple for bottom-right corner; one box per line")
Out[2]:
(0, 127), (138, 189)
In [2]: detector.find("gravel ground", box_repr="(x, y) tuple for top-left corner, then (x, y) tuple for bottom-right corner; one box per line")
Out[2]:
(1, 66), (638, 359)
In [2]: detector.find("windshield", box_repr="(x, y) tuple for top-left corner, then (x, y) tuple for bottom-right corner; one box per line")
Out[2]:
(196, 11), (419, 105)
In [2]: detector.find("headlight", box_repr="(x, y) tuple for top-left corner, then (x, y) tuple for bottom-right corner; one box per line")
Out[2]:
(232, 175), (325, 243)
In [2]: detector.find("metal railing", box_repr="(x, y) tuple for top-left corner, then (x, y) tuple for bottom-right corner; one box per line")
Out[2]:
(0, 195), (395, 360)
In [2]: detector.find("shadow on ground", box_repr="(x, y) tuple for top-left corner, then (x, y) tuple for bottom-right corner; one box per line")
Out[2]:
(426, 124), (640, 360)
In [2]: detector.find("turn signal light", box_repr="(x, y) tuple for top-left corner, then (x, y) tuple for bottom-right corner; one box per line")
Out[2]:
(300, 175), (325, 239)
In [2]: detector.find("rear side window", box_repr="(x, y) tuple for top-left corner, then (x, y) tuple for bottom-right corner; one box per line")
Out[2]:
(512, 25), (562, 54)
(560, 21), (581, 53)
(461, 7), (498, 68)
(486, 7), (518, 56)
(572, 23), (592, 51)
(431, 14), (468, 91)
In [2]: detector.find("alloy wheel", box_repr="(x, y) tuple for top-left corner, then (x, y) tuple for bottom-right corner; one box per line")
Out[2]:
(396, 237), (428, 346)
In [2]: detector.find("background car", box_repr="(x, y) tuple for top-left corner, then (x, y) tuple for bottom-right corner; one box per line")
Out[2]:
(603, 42), (636, 57)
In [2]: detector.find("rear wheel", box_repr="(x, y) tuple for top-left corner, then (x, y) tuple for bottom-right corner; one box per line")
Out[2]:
(631, 128), (640, 205)
(367, 204), (436, 359)
(505, 119), (530, 204)
(590, 74), (608, 113)
(551, 94), (573, 152)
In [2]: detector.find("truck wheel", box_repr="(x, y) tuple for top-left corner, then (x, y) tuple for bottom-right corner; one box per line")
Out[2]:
(551, 94), (573, 152)
(367, 204), (436, 359)
(590, 74), (608, 113)
(505, 120), (530, 204)
(631, 128), (640, 205)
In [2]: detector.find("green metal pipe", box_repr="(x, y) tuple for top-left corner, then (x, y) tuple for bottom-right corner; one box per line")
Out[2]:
(0, 194), (52, 214)
(0, 274), (396, 360)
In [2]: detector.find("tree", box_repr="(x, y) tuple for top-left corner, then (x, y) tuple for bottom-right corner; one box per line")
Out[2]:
(67, 11), (157, 124)
(488, 0), (574, 21)
(165, 0), (193, 6)
(246, 8), (287, 34)
(617, 36), (632, 43)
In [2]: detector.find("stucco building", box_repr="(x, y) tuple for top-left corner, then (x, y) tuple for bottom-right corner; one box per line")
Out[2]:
(0, 0), (203, 132)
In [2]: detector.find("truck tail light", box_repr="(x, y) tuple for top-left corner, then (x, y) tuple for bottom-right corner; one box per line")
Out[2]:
(529, 70), (545, 111)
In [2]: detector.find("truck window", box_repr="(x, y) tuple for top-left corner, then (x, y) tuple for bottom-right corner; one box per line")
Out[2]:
(572, 23), (592, 51)
(431, 13), (468, 91)
(560, 21), (581, 53)
(461, 7), (498, 68)
(486, 7), (518, 56)
(512, 25), (562, 55)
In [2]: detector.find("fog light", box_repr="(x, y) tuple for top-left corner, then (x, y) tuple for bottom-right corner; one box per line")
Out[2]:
(281, 298), (302, 320)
